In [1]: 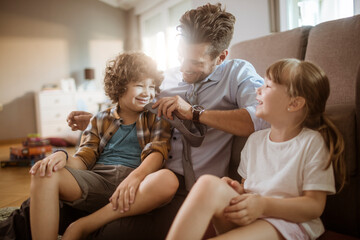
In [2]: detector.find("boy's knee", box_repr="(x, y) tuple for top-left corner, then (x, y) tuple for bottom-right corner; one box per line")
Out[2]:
(30, 169), (61, 190)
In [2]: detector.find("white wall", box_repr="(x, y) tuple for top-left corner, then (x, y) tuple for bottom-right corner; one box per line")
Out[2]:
(191, 0), (272, 47)
(0, 0), (127, 141)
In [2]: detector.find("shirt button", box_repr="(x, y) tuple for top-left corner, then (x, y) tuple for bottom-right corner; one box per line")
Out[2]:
(169, 155), (173, 159)
(173, 137), (177, 140)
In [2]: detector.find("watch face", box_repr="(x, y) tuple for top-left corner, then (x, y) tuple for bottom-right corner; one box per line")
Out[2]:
(192, 105), (205, 111)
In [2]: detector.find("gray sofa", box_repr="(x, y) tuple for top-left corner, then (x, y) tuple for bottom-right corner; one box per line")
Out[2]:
(227, 15), (360, 239)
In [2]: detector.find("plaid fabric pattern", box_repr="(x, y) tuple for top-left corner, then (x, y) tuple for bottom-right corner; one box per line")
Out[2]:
(75, 104), (172, 169)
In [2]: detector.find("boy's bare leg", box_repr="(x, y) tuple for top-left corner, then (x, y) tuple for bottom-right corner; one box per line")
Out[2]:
(30, 168), (82, 240)
(62, 169), (179, 240)
(166, 175), (239, 240)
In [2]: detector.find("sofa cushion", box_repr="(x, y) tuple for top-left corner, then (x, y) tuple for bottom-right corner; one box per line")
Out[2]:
(228, 26), (311, 77)
(326, 104), (357, 177)
(305, 15), (360, 105)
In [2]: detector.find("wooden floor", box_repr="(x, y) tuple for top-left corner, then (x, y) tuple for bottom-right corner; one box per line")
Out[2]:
(0, 143), (76, 208)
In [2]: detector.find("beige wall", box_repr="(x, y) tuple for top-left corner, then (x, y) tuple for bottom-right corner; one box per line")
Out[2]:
(0, 0), (128, 141)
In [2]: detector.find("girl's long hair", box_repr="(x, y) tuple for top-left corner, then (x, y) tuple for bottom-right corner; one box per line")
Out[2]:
(266, 59), (346, 191)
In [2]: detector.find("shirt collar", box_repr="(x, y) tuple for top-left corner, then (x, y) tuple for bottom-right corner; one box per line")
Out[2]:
(110, 104), (122, 120)
(110, 103), (147, 121)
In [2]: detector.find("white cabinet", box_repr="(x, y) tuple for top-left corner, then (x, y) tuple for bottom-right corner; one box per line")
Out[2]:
(35, 91), (107, 138)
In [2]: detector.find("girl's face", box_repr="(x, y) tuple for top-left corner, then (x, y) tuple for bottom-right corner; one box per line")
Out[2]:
(255, 77), (291, 123)
(118, 78), (156, 113)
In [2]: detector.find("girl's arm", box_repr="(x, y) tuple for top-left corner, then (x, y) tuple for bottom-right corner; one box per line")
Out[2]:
(109, 152), (163, 212)
(224, 190), (327, 226)
(262, 191), (326, 222)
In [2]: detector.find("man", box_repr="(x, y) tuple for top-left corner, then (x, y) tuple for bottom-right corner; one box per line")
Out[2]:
(0, 3), (267, 240)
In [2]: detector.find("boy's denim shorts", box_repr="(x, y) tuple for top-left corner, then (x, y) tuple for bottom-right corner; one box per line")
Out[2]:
(64, 164), (134, 213)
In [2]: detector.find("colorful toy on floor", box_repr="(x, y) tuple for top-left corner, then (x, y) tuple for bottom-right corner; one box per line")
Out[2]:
(2, 134), (53, 167)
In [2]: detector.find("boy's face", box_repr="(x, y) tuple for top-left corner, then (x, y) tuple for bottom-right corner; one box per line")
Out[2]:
(118, 78), (156, 113)
(178, 40), (219, 84)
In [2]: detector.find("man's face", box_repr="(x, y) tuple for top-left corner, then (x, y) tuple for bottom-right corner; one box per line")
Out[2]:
(178, 41), (219, 84)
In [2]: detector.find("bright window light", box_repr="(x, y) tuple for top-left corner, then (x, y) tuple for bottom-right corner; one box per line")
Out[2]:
(286, 0), (355, 29)
(140, 0), (191, 71)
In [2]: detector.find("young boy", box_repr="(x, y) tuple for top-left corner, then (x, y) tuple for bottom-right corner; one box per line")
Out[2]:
(29, 52), (179, 240)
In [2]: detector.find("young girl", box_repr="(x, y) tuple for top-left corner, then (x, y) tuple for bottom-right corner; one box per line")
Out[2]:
(29, 52), (179, 240)
(166, 58), (346, 240)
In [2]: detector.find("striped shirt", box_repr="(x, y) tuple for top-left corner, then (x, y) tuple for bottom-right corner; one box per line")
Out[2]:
(75, 104), (172, 169)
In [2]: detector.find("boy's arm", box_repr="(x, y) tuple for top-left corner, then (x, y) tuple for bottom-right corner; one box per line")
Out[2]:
(109, 152), (164, 211)
(224, 190), (327, 226)
(30, 152), (87, 177)
(74, 114), (102, 169)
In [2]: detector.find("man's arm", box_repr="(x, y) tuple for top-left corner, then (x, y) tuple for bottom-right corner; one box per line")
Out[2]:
(199, 108), (254, 137)
(152, 96), (255, 137)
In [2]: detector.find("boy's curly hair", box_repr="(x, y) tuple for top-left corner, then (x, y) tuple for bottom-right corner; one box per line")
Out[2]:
(177, 3), (235, 59)
(104, 52), (163, 103)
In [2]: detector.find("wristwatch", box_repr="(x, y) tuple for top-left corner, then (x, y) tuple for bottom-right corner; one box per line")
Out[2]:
(192, 105), (205, 123)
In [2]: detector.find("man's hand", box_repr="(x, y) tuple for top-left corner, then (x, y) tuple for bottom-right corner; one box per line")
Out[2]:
(29, 151), (67, 177)
(152, 95), (192, 120)
(224, 193), (265, 226)
(67, 111), (93, 131)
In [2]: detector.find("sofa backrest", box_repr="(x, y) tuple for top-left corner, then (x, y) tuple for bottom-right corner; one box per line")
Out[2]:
(304, 14), (360, 237)
(228, 26), (311, 77)
(305, 14), (360, 105)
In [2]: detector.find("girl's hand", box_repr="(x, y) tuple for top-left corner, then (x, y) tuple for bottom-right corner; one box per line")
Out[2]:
(29, 151), (67, 177)
(109, 173), (142, 212)
(223, 193), (265, 226)
(221, 177), (244, 194)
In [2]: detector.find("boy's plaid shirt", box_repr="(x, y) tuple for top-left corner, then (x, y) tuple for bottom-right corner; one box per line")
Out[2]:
(75, 104), (172, 169)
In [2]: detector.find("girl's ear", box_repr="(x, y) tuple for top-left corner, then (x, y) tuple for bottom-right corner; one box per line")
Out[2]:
(287, 96), (306, 112)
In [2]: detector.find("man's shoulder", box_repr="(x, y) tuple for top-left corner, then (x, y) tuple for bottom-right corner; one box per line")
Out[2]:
(222, 59), (254, 69)
(218, 59), (258, 77)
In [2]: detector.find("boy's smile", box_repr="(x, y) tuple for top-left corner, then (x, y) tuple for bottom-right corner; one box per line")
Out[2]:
(119, 78), (156, 114)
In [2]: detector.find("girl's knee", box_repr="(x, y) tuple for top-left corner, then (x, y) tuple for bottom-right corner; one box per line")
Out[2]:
(195, 175), (221, 191)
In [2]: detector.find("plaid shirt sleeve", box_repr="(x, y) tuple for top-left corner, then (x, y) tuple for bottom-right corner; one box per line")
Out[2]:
(137, 111), (172, 162)
(74, 109), (117, 169)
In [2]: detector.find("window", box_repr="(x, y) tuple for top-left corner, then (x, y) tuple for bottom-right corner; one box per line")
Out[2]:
(140, 0), (191, 70)
(279, 0), (359, 31)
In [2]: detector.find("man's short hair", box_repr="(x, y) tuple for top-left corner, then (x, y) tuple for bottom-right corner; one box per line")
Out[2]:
(177, 3), (236, 59)
(104, 52), (163, 103)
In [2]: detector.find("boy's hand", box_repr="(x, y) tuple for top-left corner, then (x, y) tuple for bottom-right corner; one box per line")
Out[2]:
(67, 111), (93, 131)
(221, 177), (244, 194)
(29, 151), (67, 177)
(109, 173), (143, 213)
(223, 193), (264, 226)
(152, 96), (192, 120)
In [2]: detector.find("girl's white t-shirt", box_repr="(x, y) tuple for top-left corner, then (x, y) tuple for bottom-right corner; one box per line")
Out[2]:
(238, 128), (335, 239)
